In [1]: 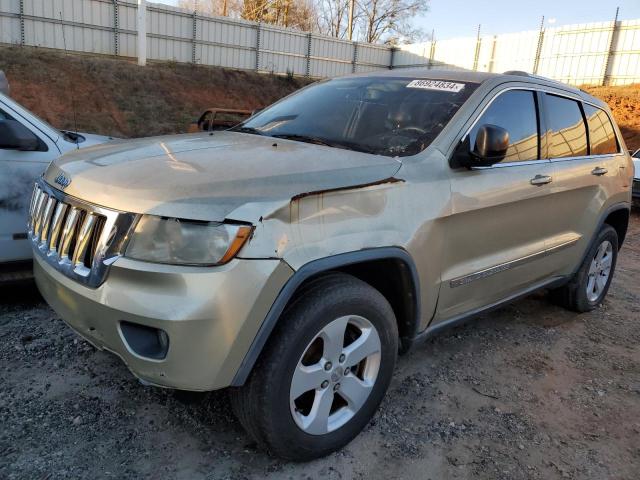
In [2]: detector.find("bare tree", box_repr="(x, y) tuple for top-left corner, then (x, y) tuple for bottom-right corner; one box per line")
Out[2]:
(314, 0), (351, 38)
(356, 0), (428, 44)
(240, 0), (316, 30)
(179, 0), (425, 43)
(177, 0), (243, 17)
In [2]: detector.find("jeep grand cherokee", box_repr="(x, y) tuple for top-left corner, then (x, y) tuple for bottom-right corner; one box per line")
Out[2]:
(29, 70), (633, 460)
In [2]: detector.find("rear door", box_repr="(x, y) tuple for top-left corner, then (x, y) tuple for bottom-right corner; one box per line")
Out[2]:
(541, 93), (623, 276)
(436, 87), (560, 322)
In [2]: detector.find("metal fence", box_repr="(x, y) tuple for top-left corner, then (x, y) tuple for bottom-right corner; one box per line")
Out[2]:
(396, 16), (640, 86)
(0, 0), (391, 77)
(0, 0), (639, 86)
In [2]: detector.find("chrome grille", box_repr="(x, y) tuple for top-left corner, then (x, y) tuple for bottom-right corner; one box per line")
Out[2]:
(28, 180), (137, 287)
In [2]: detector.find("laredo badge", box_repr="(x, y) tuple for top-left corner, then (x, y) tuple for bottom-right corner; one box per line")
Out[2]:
(406, 79), (465, 92)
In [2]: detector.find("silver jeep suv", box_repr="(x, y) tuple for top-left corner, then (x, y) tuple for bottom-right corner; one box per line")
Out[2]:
(30, 70), (633, 460)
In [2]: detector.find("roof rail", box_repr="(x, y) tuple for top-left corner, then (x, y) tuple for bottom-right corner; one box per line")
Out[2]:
(503, 70), (530, 77)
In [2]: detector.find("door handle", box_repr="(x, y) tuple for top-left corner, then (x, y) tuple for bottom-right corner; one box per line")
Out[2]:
(530, 174), (553, 186)
(591, 166), (608, 176)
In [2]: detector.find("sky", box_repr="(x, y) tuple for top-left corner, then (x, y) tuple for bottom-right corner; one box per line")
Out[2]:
(415, 0), (640, 40)
(154, 0), (640, 41)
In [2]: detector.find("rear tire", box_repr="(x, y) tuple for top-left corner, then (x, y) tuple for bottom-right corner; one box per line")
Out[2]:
(230, 273), (398, 461)
(550, 224), (618, 312)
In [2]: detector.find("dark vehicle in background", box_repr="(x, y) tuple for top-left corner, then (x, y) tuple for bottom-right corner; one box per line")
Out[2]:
(188, 108), (253, 133)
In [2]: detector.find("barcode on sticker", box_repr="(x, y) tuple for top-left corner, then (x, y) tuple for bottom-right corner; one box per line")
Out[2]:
(406, 80), (465, 92)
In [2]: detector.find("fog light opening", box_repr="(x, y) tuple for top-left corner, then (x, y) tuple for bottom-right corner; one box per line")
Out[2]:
(119, 321), (170, 361)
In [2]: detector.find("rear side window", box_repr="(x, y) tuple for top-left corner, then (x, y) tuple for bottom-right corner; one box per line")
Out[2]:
(469, 90), (539, 162)
(583, 104), (619, 155)
(545, 94), (588, 158)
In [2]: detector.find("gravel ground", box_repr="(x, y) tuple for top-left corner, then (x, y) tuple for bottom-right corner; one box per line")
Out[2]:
(1, 211), (639, 480)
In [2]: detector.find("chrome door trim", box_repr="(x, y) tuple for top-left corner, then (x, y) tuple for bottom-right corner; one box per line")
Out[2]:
(449, 238), (579, 288)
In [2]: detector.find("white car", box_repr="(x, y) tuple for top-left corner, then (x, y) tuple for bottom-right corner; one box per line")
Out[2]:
(0, 80), (112, 281)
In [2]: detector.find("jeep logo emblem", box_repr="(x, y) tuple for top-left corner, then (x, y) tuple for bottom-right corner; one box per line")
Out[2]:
(54, 173), (71, 189)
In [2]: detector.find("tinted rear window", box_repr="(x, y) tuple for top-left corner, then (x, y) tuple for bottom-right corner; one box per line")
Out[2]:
(583, 104), (619, 155)
(545, 94), (588, 159)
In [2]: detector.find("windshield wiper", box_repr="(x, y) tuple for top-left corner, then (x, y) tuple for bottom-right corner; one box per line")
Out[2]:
(270, 133), (334, 147)
(230, 126), (265, 136)
(271, 134), (377, 154)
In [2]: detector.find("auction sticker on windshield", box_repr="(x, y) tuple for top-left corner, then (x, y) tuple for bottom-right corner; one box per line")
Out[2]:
(406, 80), (465, 92)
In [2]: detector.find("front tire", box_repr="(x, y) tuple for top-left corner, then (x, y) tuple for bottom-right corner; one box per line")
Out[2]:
(550, 224), (618, 312)
(230, 273), (398, 461)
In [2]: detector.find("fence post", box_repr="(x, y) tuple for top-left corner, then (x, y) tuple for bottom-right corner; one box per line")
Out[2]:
(602, 7), (620, 86)
(137, 0), (146, 66)
(487, 35), (497, 72)
(533, 16), (545, 74)
(113, 0), (119, 56)
(352, 42), (358, 73)
(191, 10), (197, 64)
(389, 46), (395, 70)
(428, 39), (436, 69)
(255, 23), (261, 71)
(19, 0), (25, 45)
(472, 24), (481, 71)
(305, 32), (312, 77)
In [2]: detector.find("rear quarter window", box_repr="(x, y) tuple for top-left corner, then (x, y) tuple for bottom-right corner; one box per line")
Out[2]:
(583, 104), (619, 155)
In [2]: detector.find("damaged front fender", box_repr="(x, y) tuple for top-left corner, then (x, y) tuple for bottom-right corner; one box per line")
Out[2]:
(232, 176), (410, 270)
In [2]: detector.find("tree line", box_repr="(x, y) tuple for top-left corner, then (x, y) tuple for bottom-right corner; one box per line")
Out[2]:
(177, 0), (429, 44)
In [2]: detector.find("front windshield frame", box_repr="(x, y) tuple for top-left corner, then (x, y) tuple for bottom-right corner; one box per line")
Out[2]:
(233, 76), (480, 158)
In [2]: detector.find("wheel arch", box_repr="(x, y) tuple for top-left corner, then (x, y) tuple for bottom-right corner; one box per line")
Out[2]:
(230, 247), (421, 387)
(603, 207), (629, 249)
(572, 202), (630, 279)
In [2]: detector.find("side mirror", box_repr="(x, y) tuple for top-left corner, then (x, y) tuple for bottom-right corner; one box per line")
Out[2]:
(451, 124), (510, 168)
(0, 120), (39, 151)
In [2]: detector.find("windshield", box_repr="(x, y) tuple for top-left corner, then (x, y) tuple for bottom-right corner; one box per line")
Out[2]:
(235, 77), (479, 157)
(0, 92), (64, 139)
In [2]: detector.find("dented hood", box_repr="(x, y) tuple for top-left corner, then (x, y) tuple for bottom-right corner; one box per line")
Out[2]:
(45, 131), (401, 220)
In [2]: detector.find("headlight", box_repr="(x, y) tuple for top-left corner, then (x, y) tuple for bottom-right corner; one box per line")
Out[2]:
(125, 215), (253, 266)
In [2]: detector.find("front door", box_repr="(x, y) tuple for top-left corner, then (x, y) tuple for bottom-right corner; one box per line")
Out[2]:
(435, 88), (560, 322)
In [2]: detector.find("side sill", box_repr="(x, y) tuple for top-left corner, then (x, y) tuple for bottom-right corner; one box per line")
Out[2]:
(414, 275), (568, 343)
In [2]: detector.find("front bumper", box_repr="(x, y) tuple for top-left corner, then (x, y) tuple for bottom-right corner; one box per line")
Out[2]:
(633, 179), (640, 199)
(34, 254), (292, 391)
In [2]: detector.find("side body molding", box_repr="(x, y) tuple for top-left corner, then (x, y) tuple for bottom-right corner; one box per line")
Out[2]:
(230, 247), (421, 386)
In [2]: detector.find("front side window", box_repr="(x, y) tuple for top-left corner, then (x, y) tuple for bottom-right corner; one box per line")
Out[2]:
(583, 104), (619, 155)
(236, 77), (479, 157)
(545, 94), (588, 159)
(469, 90), (539, 162)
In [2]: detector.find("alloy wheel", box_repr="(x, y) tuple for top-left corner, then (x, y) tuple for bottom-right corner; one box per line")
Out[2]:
(289, 315), (381, 435)
(586, 239), (613, 302)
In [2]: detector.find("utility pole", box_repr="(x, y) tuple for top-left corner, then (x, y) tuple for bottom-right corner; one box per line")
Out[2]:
(348, 0), (355, 41)
(137, 0), (146, 66)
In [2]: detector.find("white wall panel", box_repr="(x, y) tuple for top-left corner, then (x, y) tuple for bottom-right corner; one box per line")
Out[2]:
(0, 0), (20, 44)
(2, 1), (638, 84)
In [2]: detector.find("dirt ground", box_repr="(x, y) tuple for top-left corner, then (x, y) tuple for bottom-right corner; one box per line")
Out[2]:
(1, 47), (639, 150)
(585, 84), (640, 151)
(1, 210), (639, 479)
(0, 47), (311, 138)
